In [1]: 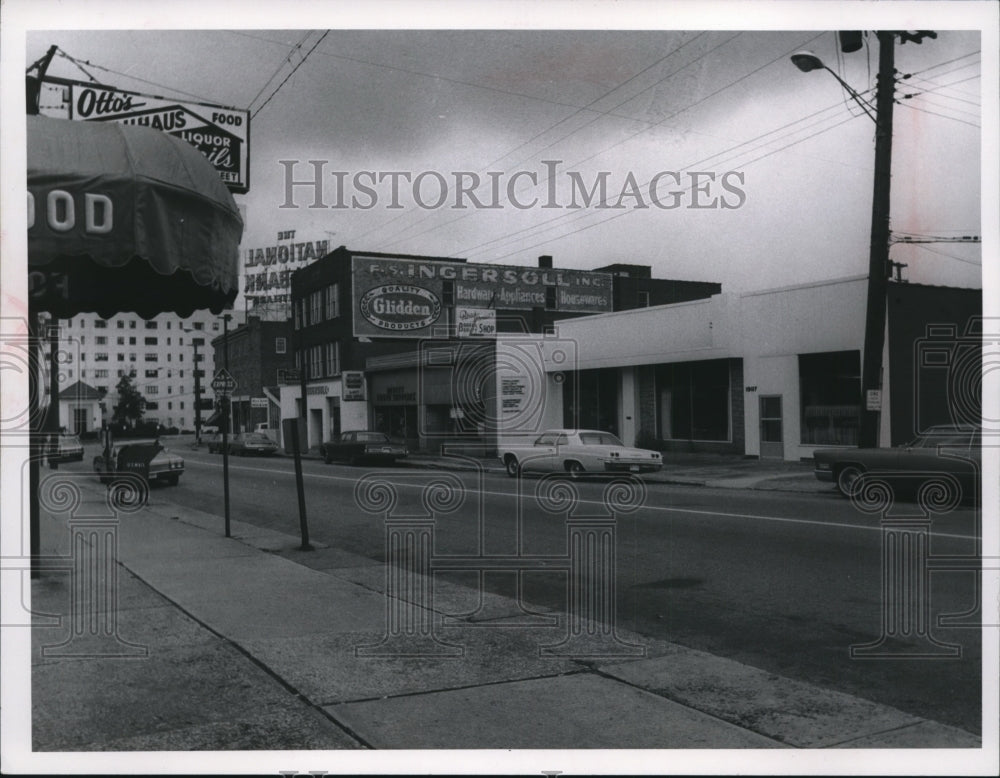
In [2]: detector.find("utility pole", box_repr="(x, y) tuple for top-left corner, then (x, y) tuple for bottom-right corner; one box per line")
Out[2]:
(294, 298), (311, 550)
(222, 314), (231, 538)
(857, 31), (896, 449)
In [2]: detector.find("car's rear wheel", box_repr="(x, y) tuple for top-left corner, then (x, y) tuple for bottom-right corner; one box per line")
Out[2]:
(504, 455), (520, 478)
(566, 460), (585, 479)
(836, 464), (865, 497)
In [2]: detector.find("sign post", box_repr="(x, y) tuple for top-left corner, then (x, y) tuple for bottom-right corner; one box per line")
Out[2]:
(211, 368), (238, 537)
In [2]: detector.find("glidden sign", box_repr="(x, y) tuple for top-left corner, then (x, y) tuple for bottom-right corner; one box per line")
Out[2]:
(352, 255), (611, 339)
(360, 284), (442, 332)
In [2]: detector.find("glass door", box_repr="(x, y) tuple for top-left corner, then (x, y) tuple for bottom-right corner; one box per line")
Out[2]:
(759, 395), (784, 459)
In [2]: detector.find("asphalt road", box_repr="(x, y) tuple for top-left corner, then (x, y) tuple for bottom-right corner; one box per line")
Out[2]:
(65, 441), (984, 734)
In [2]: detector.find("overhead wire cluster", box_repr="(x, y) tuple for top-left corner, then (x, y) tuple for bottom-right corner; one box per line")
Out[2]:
(42, 33), (981, 277)
(896, 49), (981, 130)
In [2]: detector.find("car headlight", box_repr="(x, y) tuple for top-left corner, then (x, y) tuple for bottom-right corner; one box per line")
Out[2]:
(610, 451), (620, 458)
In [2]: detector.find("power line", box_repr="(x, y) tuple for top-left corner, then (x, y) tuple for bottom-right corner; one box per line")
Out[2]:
(474, 112), (861, 265)
(251, 30), (329, 119)
(248, 30), (315, 111)
(311, 40), (683, 127)
(455, 98), (865, 259)
(54, 48), (100, 83)
(445, 34), (844, 259)
(52, 49), (221, 104)
(900, 89), (981, 120)
(900, 73), (980, 105)
(376, 30), (827, 254)
(482, 32), (721, 171)
(893, 229), (981, 238)
(356, 32), (726, 248)
(897, 100), (981, 129)
(910, 243), (982, 267)
(892, 234), (981, 243)
(909, 50), (980, 78)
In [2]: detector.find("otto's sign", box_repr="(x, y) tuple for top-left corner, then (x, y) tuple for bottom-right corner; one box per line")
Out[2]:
(352, 256), (611, 339)
(65, 81), (250, 194)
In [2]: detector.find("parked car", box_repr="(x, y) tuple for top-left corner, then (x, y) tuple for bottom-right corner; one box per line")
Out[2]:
(93, 439), (184, 486)
(47, 433), (84, 465)
(206, 433), (227, 453)
(814, 424), (981, 501)
(498, 429), (663, 478)
(229, 432), (279, 457)
(320, 431), (408, 465)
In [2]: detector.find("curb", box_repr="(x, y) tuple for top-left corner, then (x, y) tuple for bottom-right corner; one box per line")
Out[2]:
(186, 445), (832, 494)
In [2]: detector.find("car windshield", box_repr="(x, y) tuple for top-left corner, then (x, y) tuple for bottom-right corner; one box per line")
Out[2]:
(578, 432), (624, 446)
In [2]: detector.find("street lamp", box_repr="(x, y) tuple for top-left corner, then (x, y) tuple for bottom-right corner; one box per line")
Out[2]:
(789, 51), (876, 122)
(791, 35), (895, 449)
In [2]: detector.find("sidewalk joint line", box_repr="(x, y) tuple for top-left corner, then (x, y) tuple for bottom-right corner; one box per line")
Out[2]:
(586, 665), (795, 748)
(115, 561), (375, 750)
(321, 667), (592, 708)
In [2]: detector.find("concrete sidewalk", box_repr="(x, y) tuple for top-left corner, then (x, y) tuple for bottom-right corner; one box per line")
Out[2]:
(27, 476), (980, 753)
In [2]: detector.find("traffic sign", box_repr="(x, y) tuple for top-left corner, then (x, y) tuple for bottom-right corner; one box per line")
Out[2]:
(211, 368), (238, 394)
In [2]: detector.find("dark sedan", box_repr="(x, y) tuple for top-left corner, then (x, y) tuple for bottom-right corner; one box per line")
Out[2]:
(93, 439), (184, 486)
(814, 424), (981, 502)
(320, 431), (408, 465)
(228, 433), (280, 457)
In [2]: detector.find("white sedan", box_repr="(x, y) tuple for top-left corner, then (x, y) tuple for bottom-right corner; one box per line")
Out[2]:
(498, 429), (663, 478)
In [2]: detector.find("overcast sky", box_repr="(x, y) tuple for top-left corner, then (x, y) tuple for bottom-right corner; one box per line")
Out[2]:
(8, 2), (995, 300)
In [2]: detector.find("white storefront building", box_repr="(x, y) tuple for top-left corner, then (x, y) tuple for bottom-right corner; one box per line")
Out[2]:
(518, 275), (879, 461)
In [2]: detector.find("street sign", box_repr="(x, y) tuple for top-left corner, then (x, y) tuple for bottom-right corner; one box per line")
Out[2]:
(251, 397), (268, 408)
(866, 389), (882, 411)
(211, 368), (238, 394)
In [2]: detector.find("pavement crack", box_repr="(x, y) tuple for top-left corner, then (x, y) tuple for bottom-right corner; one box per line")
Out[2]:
(319, 666), (592, 707)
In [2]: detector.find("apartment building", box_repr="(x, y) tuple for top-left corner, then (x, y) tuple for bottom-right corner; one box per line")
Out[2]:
(53, 310), (225, 433)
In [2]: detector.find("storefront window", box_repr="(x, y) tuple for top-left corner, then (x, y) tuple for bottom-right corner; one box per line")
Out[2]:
(656, 360), (730, 441)
(799, 351), (860, 446)
(563, 368), (618, 435)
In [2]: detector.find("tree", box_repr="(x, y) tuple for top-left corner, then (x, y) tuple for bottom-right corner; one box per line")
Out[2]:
(112, 374), (145, 429)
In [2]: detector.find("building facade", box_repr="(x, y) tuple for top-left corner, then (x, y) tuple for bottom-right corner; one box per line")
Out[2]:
(52, 309), (222, 433)
(210, 315), (295, 434)
(279, 247), (721, 453)
(522, 277), (981, 461)
(56, 380), (103, 436)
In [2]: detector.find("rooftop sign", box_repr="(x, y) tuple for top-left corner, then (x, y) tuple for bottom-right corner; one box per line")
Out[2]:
(352, 256), (612, 339)
(58, 78), (250, 194)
